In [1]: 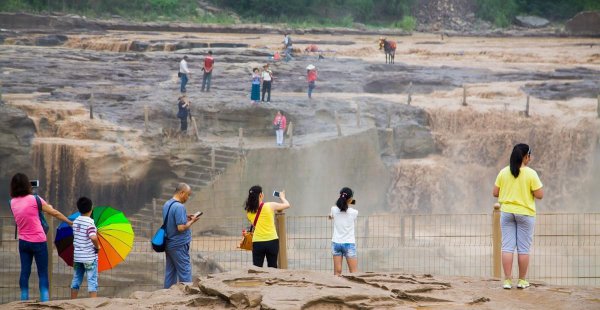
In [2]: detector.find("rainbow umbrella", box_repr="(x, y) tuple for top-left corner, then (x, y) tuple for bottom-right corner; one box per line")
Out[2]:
(54, 206), (134, 272)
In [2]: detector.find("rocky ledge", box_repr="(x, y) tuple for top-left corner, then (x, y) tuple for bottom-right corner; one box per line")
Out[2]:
(5, 268), (600, 309)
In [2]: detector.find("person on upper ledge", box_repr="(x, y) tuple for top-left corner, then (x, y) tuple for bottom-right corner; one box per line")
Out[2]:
(202, 50), (214, 92)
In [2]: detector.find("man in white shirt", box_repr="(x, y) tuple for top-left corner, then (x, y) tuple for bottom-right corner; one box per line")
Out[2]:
(179, 56), (191, 93)
(261, 64), (273, 102)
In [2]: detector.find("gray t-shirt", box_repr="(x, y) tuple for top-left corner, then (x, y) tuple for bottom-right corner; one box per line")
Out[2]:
(162, 199), (191, 249)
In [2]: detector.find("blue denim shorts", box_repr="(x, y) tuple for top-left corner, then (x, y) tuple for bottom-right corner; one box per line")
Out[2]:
(71, 260), (98, 292)
(331, 242), (357, 258)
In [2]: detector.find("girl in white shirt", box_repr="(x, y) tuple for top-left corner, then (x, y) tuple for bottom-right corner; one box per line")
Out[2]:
(329, 187), (358, 276)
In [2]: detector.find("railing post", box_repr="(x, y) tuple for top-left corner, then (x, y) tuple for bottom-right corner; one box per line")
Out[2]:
(47, 216), (54, 299)
(492, 203), (501, 278)
(275, 212), (288, 269)
(89, 93), (94, 119)
(525, 95), (530, 118)
(334, 111), (342, 137)
(400, 216), (406, 246)
(462, 84), (467, 106)
(191, 116), (200, 141)
(288, 122), (294, 147)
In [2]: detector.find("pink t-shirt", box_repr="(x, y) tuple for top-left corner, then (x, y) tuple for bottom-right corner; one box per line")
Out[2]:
(11, 195), (47, 242)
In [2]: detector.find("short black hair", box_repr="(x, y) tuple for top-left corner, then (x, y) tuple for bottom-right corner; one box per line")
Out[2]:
(77, 196), (93, 214)
(183, 55), (188, 59)
(208, 50), (212, 55)
(10, 173), (32, 198)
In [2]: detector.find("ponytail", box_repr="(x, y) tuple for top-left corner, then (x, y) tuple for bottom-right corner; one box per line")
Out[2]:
(245, 185), (262, 213)
(335, 187), (354, 212)
(509, 143), (530, 178)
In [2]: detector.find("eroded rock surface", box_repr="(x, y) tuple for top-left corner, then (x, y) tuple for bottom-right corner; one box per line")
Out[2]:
(5, 268), (600, 309)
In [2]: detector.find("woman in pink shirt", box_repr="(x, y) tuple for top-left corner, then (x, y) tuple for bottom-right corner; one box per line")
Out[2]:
(273, 110), (287, 146)
(9, 173), (72, 301)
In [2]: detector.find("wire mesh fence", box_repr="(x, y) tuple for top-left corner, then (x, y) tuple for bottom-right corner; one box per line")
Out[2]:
(1, 212), (599, 304)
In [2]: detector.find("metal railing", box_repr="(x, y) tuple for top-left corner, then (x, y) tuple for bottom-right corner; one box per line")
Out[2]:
(1, 210), (599, 303)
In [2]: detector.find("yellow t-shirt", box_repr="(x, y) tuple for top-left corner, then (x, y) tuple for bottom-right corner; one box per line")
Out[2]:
(495, 166), (543, 216)
(247, 203), (278, 242)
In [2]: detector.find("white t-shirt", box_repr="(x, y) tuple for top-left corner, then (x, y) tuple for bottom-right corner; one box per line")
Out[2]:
(261, 70), (272, 81)
(330, 206), (358, 244)
(73, 216), (98, 263)
(179, 59), (190, 74)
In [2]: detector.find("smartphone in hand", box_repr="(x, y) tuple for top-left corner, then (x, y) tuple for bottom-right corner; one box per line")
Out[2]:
(273, 191), (280, 197)
(193, 211), (203, 218)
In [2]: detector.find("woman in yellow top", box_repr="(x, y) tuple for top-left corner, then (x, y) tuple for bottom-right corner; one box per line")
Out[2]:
(245, 185), (290, 268)
(493, 143), (543, 290)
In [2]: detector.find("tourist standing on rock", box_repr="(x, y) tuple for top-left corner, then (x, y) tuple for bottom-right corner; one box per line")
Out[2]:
(245, 185), (290, 268)
(283, 33), (293, 61)
(306, 64), (317, 99)
(250, 68), (261, 104)
(179, 56), (191, 93)
(9, 173), (73, 301)
(163, 183), (201, 288)
(493, 143), (543, 290)
(273, 110), (287, 146)
(177, 95), (190, 133)
(329, 187), (358, 276)
(261, 64), (273, 102)
(201, 50), (214, 92)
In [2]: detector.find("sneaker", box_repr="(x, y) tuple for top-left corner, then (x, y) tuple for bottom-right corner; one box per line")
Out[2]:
(503, 279), (512, 289)
(517, 279), (530, 289)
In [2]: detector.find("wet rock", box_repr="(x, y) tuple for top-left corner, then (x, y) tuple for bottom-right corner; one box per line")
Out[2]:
(36, 86), (56, 93)
(229, 291), (262, 308)
(0, 12), (102, 31)
(393, 124), (438, 158)
(0, 105), (35, 179)
(130, 40), (149, 52)
(515, 15), (550, 28)
(35, 34), (68, 46)
(566, 11), (600, 36)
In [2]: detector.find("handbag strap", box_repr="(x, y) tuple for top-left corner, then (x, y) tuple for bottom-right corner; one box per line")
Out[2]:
(252, 202), (264, 228)
(9, 199), (17, 240)
(163, 200), (178, 227)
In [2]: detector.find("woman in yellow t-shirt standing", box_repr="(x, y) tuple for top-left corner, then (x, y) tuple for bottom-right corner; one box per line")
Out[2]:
(493, 143), (544, 290)
(245, 185), (290, 268)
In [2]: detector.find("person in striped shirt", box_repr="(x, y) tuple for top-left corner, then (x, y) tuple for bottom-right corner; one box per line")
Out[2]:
(70, 197), (100, 299)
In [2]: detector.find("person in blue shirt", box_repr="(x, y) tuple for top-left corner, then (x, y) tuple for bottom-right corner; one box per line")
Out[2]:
(162, 183), (200, 288)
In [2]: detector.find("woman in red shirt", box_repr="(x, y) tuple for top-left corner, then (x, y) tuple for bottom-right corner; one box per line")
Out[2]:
(306, 64), (317, 99)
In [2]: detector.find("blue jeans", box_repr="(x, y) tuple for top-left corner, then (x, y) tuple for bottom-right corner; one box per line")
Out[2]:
(71, 260), (98, 292)
(164, 243), (192, 288)
(202, 72), (212, 91)
(180, 74), (188, 93)
(19, 240), (49, 301)
(331, 242), (357, 258)
(308, 81), (316, 98)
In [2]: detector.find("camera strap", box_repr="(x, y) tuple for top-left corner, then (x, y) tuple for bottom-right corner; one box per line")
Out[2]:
(8, 199), (17, 239)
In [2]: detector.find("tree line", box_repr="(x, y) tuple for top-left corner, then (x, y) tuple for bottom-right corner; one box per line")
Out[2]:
(1, 0), (598, 27)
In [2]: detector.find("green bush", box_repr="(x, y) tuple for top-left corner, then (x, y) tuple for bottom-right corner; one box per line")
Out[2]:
(392, 15), (416, 31)
(476, 0), (519, 27)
